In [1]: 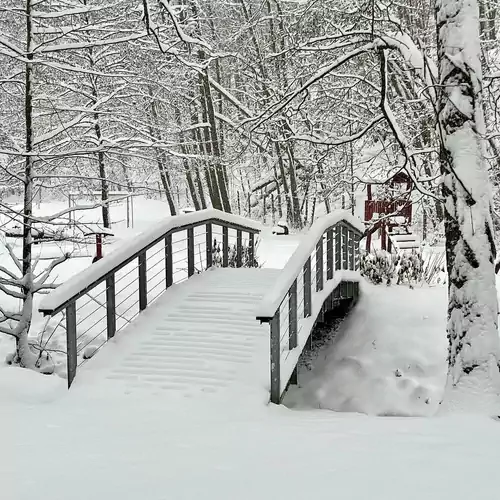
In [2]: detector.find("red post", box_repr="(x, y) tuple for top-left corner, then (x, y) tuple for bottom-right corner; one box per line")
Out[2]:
(93, 234), (103, 263)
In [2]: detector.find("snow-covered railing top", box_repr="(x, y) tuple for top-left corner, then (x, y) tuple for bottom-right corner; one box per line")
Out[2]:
(39, 209), (261, 315)
(255, 211), (364, 321)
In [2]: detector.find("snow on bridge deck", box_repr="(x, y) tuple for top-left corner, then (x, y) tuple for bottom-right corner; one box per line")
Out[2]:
(75, 267), (281, 404)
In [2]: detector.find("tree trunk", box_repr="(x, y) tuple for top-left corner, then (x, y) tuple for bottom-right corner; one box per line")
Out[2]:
(199, 68), (231, 213)
(197, 79), (222, 210)
(174, 106), (200, 210)
(93, 116), (111, 228)
(17, 0), (36, 368)
(147, 88), (176, 215)
(436, 0), (500, 413)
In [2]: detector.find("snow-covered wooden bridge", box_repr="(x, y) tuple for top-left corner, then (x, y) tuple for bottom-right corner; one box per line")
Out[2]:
(39, 210), (364, 404)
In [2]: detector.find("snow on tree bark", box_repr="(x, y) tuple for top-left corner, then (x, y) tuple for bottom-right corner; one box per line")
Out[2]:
(17, 0), (37, 369)
(435, 0), (500, 412)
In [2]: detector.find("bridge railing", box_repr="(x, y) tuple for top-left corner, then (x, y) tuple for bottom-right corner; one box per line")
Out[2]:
(255, 211), (364, 404)
(39, 209), (261, 388)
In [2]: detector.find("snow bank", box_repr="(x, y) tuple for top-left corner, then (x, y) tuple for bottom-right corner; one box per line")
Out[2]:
(285, 282), (448, 416)
(0, 364), (66, 404)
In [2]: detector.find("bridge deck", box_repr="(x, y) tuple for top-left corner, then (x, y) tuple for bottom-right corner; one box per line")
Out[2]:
(76, 267), (281, 403)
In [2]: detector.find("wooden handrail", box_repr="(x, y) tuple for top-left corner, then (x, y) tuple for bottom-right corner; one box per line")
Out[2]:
(255, 211), (364, 321)
(254, 210), (364, 404)
(39, 209), (261, 315)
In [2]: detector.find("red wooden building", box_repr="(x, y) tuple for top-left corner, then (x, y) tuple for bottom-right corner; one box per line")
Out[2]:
(364, 171), (414, 252)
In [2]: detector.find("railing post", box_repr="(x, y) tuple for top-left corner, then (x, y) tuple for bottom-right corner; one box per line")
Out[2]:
(354, 232), (361, 270)
(316, 238), (323, 291)
(165, 234), (173, 287)
(348, 229), (355, 270)
(106, 275), (116, 340)
(303, 257), (312, 317)
(138, 251), (147, 311)
(248, 232), (255, 267)
(335, 224), (342, 270)
(270, 310), (281, 404)
(66, 302), (77, 389)
(222, 226), (229, 267)
(187, 227), (195, 277)
(327, 229), (334, 280)
(206, 223), (212, 268)
(289, 280), (298, 349)
(236, 229), (243, 268)
(342, 225), (348, 270)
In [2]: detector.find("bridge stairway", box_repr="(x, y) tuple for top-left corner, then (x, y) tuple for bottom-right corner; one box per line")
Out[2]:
(76, 268), (280, 403)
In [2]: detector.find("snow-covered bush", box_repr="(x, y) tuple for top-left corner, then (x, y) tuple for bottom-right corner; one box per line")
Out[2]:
(211, 237), (260, 268)
(360, 249), (424, 287)
(360, 250), (396, 285)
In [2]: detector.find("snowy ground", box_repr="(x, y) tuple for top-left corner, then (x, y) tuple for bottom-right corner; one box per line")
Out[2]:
(3, 203), (500, 499)
(284, 283), (448, 416)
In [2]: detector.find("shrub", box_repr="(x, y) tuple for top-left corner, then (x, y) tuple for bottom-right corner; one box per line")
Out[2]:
(360, 249), (424, 287)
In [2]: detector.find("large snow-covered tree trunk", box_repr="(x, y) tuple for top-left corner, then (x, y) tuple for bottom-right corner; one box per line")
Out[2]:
(436, 0), (500, 413)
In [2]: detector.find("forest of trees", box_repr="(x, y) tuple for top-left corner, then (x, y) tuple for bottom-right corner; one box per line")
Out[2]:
(1, 0), (500, 410)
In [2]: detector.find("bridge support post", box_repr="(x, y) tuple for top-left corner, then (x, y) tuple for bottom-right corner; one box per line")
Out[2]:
(354, 233), (360, 270)
(206, 223), (212, 268)
(236, 230), (242, 267)
(138, 251), (147, 311)
(289, 279), (297, 349)
(222, 226), (229, 267)
(316, 239), (324, 291)
(270, 311), (281, 404)
(66, 302), (77, 389)
(165, 234), (173, 287)
(303, 258), (312, 317)
(342, 225), (348, 269)
(335, 225), (342, 270)
(327, 229), (334, 279)
(106, 275), (116, 339)
(248, 232), (255, 266)
(187, 227), (195, 277)
(348, 230), (355, 270)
